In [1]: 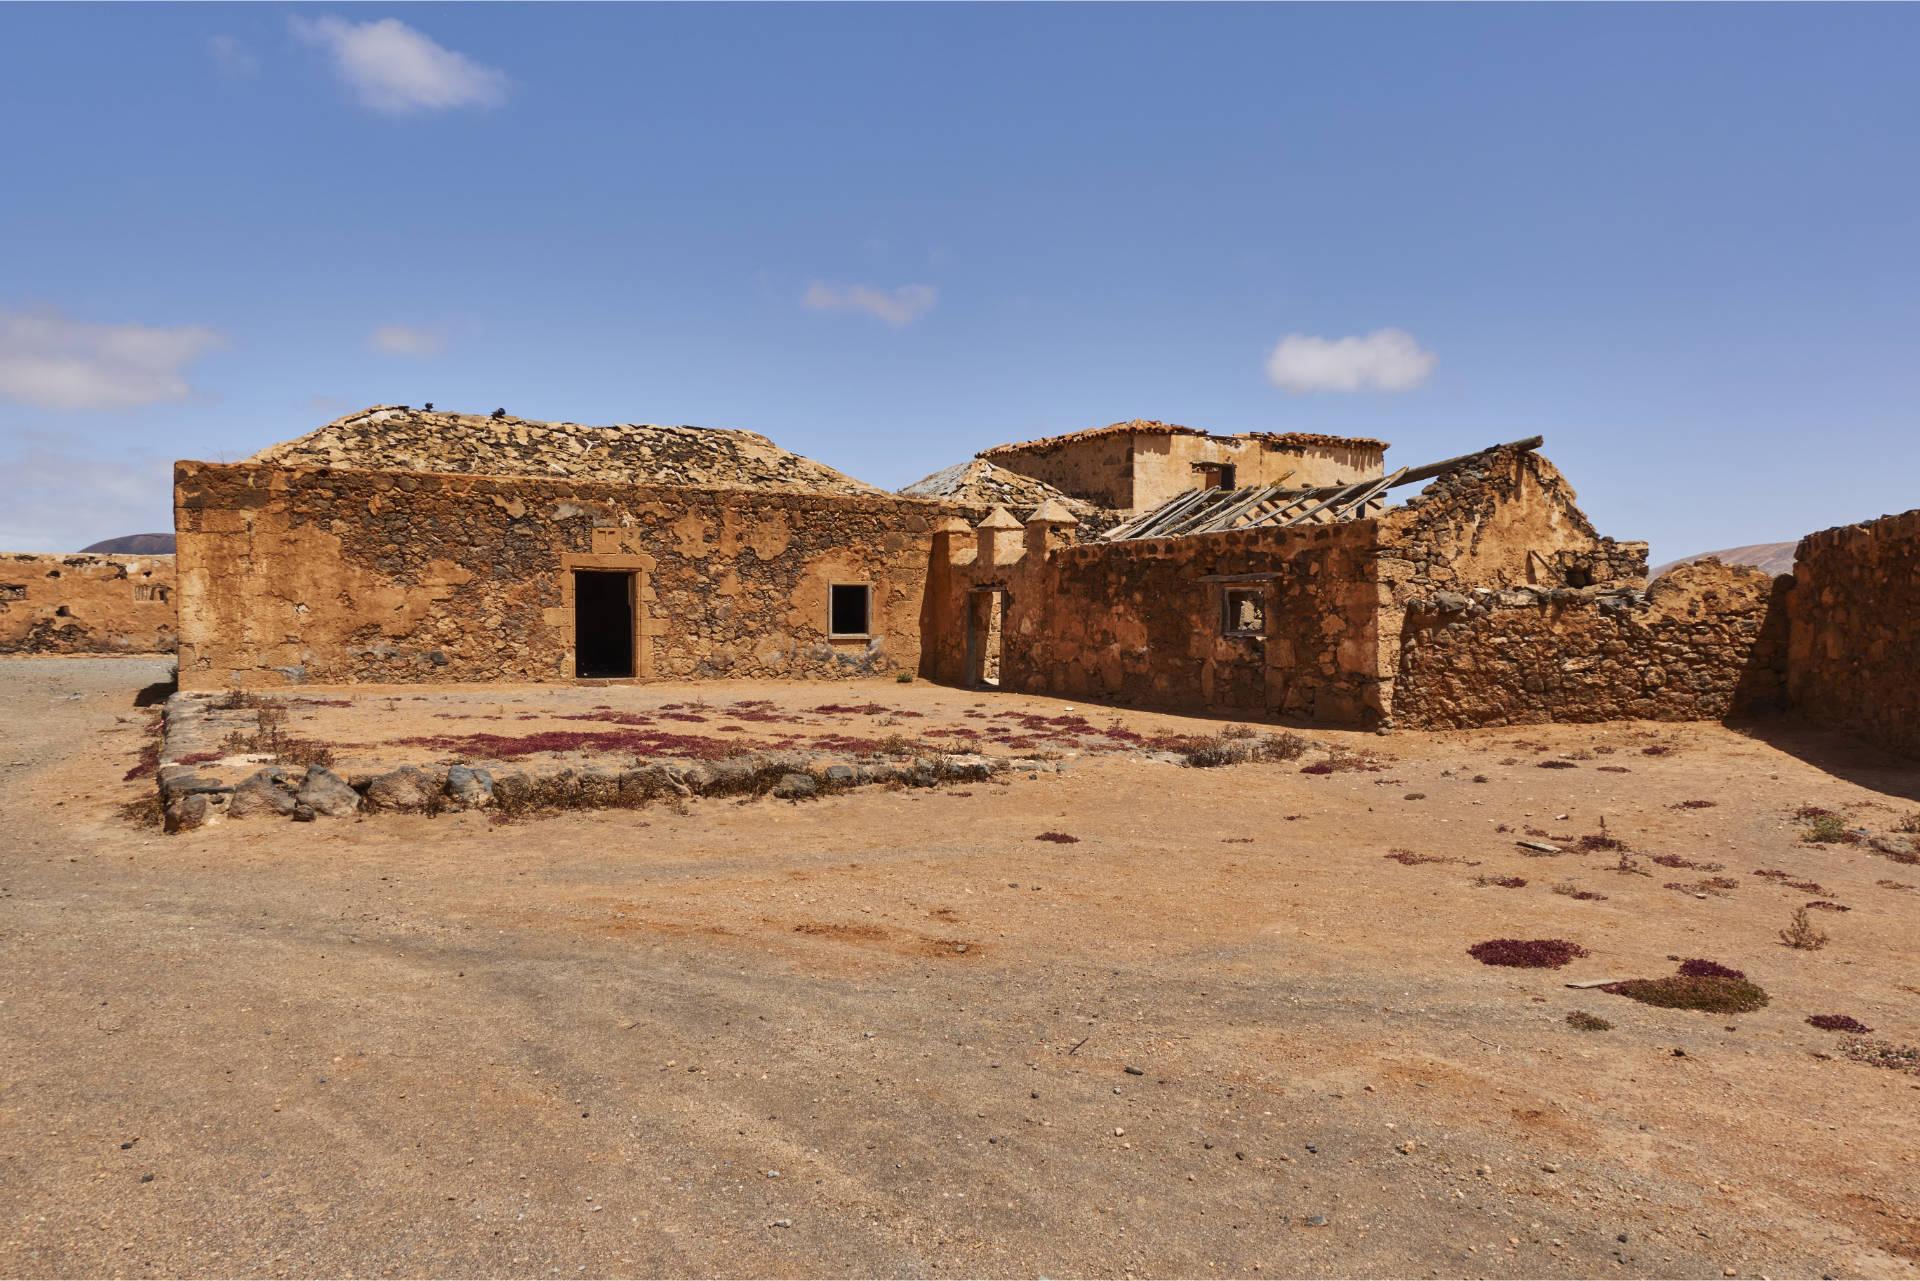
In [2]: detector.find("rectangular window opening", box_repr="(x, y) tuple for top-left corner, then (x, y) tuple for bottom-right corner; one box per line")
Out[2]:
(829, 583), (872, 638)
(1216, 464), (1237, 490)
(573, 570), (635, 678)
(1223, 588), (1266, 637)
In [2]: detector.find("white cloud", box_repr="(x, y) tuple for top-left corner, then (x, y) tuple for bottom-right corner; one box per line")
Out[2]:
(1263, 327), (1437, 394)
(291, 15), (508, 115)
(802, 282), (937, 327)
(0, 305), (227, 411)
(368, 324), (446, 357)
(208, 34), (259, 77)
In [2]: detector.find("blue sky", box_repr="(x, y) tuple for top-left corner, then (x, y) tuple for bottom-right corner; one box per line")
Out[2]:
(2, 4), (1916, 562)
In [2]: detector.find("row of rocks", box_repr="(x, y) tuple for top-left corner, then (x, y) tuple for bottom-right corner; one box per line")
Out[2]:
(159, 748), (1046, 833)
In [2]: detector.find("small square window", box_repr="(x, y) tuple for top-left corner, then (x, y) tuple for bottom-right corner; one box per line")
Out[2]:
(1223, 588), (1266, 637)
(829, 583), (872, 637)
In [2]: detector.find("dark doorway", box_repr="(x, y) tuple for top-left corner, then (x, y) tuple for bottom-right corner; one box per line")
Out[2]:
(966, 589), (1006, 687)
(574, 571), (634, 678)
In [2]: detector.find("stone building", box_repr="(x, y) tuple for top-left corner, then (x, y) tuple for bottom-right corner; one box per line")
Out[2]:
(975, 419), (1388, 514)
(159, 403), (1916, 750)
(174, 406), (947, 689)
(0, 552), (176, 655)
(922, 436), (1683, 726)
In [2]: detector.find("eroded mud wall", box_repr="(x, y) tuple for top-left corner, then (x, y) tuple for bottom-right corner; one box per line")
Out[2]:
(175, 462), (938, 689)
(0, 553), (176, 654)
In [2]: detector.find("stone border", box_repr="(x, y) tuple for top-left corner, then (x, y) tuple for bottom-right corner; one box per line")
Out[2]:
(153, 691), (1068, 834)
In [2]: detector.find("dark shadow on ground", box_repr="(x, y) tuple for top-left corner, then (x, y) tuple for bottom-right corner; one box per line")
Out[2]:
(133, 675), (176, 707)
(1727, 711), (1920, 804)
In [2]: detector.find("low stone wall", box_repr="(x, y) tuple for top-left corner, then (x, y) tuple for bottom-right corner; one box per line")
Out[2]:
(152, 691), (1046, 832)
(1787, 508), (1920, 758)
(0, 553), (176, 654)
(1391, 559), (1786, 729)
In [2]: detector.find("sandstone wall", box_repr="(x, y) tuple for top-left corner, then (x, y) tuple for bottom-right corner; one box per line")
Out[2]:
(930, 517), (1383, 722)
(1391, 559), (1787, 729)
(1786, 508), (1920, 757)
(175, 462), (939, 690)
(0, 553), (176, 654)
(983, 432), (1140, 510)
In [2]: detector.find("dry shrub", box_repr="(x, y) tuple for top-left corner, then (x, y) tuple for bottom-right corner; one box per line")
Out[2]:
(1598, 765), (1632, 773)
(1651, 854), (1722, 871)
(1877, 879), (1915, 892)
(1299, 750), (1381, 776)
(1468, 938), (1589, 969)
(1807, 1014), (1873, 1033)
(1802, 814), (1858, 845)
(1896, 811), (1920, 835)
(1750, 871), (1826, 893)
(1780, 906), (1829, 950)
(1665, 876), (1740, 895)
(1603, 960), (1769, 1013)
(1185, 731), (1308, 769)
(1566, 1011), (1612, 1031)
(1035, 831), (1080, 844)
(1641, 745), (1676, 756)
(1669, 799), (1717, 810)
(1840, 1039), (1920, 1076)
(1804, 900), (1851, 912)
(1551, 883), (1608, 901)
(1474, 875), (1527, 888)
(1386, 848), (1462, 866)
(1576, 833), (1627, 852)
(1537, 760), (1578, 770)
(117, 794), (162, 829)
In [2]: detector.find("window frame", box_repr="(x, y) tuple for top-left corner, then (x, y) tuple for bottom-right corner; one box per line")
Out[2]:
(828, 582), (874, 640)
(1221, 586), (1268, 638)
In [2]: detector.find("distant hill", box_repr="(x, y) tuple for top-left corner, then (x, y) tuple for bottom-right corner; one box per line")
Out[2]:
(1651, 541), (1796, 580)
(80, 533), (175, 555)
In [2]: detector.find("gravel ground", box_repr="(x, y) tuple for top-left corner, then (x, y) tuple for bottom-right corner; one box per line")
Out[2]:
(2, 657), (1918, 1279)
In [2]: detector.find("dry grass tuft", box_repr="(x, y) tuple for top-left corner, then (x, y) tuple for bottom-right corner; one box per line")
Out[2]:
(1779, 905), (1829, 950)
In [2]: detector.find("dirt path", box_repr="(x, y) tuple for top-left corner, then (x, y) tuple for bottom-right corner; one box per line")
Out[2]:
(3, 658), (1917, 1278)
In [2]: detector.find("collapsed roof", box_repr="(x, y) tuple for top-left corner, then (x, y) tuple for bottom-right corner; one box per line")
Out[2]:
(246, 406), (889, 497)
(898, 458), (1100, 517)
(979, 420), (1390, 458)
(1101, 436), (1545, 540)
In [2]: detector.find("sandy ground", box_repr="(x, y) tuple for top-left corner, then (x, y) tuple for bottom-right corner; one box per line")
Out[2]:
(3, 656), (1919, 1280)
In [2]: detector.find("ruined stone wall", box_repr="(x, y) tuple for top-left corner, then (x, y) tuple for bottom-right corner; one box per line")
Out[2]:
(1391, 559), (1787, 729)
(1140, 437), (1383, 509)
(175, 462), (939, 690)
(1786, 508), (1920, 757)
(983, 433), (1140, 510)
(1380, 448), (1647, 595)
(931, 518), (1382, 722)
(0, 553), (176, 654)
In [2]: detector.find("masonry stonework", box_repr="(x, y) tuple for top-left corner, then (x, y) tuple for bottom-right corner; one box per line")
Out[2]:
(174, 462), (938, 690)
(0, 553), (177, 655)
(1391, 559), (1787, 729)
(1786, 508), (1920, 758)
